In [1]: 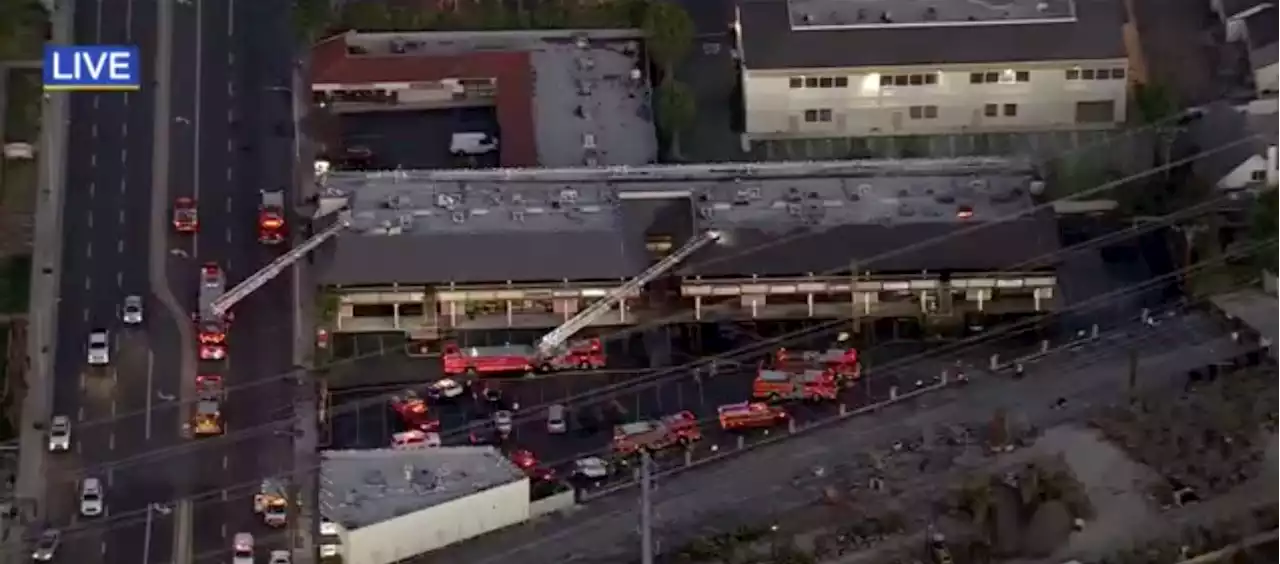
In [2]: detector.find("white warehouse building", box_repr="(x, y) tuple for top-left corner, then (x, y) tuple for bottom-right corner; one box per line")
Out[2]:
(734, 0), (1132, 139)
(319, 447), (530, 564)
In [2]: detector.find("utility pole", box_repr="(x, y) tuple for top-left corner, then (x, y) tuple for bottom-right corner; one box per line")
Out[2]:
(640, 450), (654, 564)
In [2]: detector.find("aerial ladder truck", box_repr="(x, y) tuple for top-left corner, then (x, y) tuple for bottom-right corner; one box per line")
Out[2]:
(209, 214), (350, 317)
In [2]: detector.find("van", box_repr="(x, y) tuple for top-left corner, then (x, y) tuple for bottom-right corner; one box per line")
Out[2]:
(450, 132), (498, 156)
(547, 404), (567, 434)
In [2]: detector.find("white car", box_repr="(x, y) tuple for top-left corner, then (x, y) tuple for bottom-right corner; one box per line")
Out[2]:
(48, 415), (71, 452)
(268, 549), (291, 564)
(199, 344), (226, 361)
(87, 329), (111, 366)
(573, 456), (611, 480)
(31, 529), (60, 561)
(232, 533), (254, 564)
(79, 477), (105, 517)
(122, 295), (144, 324)
(493, 410), (513, 435)
(430, 378), (464, 399)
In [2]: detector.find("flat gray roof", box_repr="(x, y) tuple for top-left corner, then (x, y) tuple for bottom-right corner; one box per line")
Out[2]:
(319, 447), (526, 530)
(737, 0), (1127, 70)
(318, 158), (1060, 283)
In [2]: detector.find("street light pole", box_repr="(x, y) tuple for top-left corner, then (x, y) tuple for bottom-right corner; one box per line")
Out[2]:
(640, 450), (654, 564)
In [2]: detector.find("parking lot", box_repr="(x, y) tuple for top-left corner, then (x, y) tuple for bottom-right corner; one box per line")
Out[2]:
(338, 107), (501, 169)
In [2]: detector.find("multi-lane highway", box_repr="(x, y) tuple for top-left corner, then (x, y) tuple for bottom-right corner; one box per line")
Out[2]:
(48, 0), (181, 563)
(171, 0), (302, 560)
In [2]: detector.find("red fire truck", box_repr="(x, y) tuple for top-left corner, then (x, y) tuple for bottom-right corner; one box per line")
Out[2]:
(717, 401), (789, 431)
(752, 367), (839, 401)
(441, 339), (606, 377)
(172, 197), (198, 233)
(773, 342), (860, 385)
(258, 190), (286, 245)
(196, 263), (231, 361)
(612, 411), (701, 456)
(389, 392), (439, 432)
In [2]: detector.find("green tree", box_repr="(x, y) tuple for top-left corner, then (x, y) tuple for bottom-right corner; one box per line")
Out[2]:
(0, 0), (47, 61)
(1248, 189), (1278, 272)
(339, 1), (393, 31)
(292, 0), (334, 43)
(642, 1), (694, 70)
(1134, 82), (1177, 124)
(656, 79), (696, 157)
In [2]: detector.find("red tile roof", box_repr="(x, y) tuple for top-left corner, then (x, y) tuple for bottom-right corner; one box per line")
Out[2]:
(310, 35), (537, 168)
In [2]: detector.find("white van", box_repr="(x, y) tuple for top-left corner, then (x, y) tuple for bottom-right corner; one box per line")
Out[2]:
(450, 132), (498, 156)
(547, 404), (567, 434)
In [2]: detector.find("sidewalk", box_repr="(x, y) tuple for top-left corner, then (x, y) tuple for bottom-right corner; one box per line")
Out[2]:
(1210, 290), (1277, 360)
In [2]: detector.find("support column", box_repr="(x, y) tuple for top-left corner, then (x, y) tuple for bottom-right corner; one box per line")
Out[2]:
(392, 303), (401, 330)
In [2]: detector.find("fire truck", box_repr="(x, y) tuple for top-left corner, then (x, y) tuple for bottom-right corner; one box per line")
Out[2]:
(172, 197), (198, 233)
(612, 411), (701, 456)
(389, 392), (439, 432)
(441, 339), (605, 377)
(196, 263), (230, 361)
(716, 401), (789, 431)
(752, 368), (839, 402)
(253, 479), (289, 527)
(772, 334), (861, 385)
(258, 190), (286, 245)
(192, 375), (224, 436)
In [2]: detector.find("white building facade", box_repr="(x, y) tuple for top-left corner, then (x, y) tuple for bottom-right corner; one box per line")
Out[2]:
(735, 0), (1132, 140)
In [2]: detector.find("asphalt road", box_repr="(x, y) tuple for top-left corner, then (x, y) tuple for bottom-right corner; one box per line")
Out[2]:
(169, 0), (302, 561)
(45, 0), (182, 563)
(417, 312), (1249, 563)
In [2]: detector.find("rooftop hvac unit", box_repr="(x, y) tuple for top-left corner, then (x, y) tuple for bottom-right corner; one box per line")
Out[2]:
(511, 210), (526, 222)
(397, 214), (414, 231)
(786, 202), (803, 216)
(451, 211), (467, 224)
(436, 193), (460, 210)
(582, 133), (597, 150)
(785, 187), (803, 202)
(559, 188), (580, 203)
(699, 205), (715, 219)
(385, 195), (411, 209)
(574, 34), (590, 49)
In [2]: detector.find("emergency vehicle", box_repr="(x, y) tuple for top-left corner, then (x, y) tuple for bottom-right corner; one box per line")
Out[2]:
(441, 339), (606, 377)
(391, 430), (440, 449)
(389, 392), (439, 432)
(172, 197), (198, 233)
(752, 368), (839, 402)
(716, 401), (789, 431)
(772, 333), (861, 384)
(192, 375), (224, 436)
(258, 190), (286, 244)
(253, 479), (289, 527)
(196, 263), (231, 361)
(612, 411), (701, 456)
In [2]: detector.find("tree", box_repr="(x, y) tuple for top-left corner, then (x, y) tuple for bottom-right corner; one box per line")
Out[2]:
(1248, 189), (1278, 272)
(339, 1), (392, 31)
(0, 0), (47, 61)
(642, 1), (694, 70)
(656, 79), (697, 158)
(292, 0), (334, 43)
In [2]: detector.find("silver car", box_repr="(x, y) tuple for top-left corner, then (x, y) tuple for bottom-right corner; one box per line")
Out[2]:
(31, 529), (60, 561)
(87, 329), (110, 366)
(80, 477), (105, 517)
(122, 295), (144, 325)
(48, 415), (71, 452)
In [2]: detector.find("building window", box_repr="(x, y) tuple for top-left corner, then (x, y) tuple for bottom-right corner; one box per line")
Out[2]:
(834, 76), (849, 87)
(882, 75), (893, 87)
(793, 76), (849, 88)
(1080, 69), (1096, 80)
(984, 71), (998, 83)
(1066, 67), (1128, 81)
(803, 109), (834, 123)
(1003, 103), (1018, 117)
(885, 73), (938, 87)
(1074, 100), (1115, 123)
(789, 77), (803, 88)
(1251, 169), (1267, 182)
(969, 72), (983, 84)
(1016, 71), (1030, 82)
(1066, 69), (1080, 80)
(984, 103), (998, 117)
(908, 105), (938, 119)
(1112, 68), (1126, 80)
(819, 77), (834, 88)
(893, 75), (909, 86)
(805, 77), (819, 88)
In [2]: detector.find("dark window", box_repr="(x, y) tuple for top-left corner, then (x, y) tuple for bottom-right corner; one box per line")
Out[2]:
(804, 109), (819, 122)
(1096, 69), (1111, 79)
(805, 77), (819, 88)
(893, 75), (909, 86)
(1015, 71), (1030, 82)
(909, 74), (924, 86)
(984, 71), (999, 83)
(970, 72), (983, 84)
(789, 77), (803, 88)
(1074, 100), (1116, 123)
(1250, 169), (1266, 181)
(923, 105), (938, 119)
(925, 73), (938, 85)
(1003, 103), (1018, 117)
(909, 106), (923, 119)
(818, 77), (834, 88)
(984, 104), (998, 117)
(1112, 68), (1126, 80)
(834, 76), (849, 87)
(881, 74), (893, 87)
(818, 109), (833, 122)
(1081, 69), (1096, 80)
(1066, 69), (1080, 80)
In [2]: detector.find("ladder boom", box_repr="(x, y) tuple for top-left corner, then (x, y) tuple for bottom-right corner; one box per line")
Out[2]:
(536, 230), (720, 356)
(210, 214), (351, 316)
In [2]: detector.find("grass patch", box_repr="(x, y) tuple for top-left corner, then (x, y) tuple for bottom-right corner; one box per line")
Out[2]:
(0, 256), (31, 314)
(3, 68), (42, 142)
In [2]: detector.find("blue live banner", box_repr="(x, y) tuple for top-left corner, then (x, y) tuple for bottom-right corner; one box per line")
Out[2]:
(43, 45), (141, 91)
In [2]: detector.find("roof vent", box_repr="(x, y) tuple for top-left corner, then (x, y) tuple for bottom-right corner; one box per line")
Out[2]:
(786, 202), (803, 216)
(397, 214), (414, 231)
(923, 6), (938, 20)
(436, 193), (460, 210)
(785, 187), (804, 203)
(559, 188), (580, 203)
(511, 210), (526, 222)
(733, 186), (761, 205)
(699, 205), (716, 220)
(451, 211), (467, 224)
(1036, 1), (1050, 12)
(511, 192), (525, 205)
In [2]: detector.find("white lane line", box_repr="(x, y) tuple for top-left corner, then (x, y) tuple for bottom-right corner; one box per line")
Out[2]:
(119, 209), (126, 224)
(110, 400), (117, 416)
(226, 82), (233, 96)
(225, 168), (231, 181)
(90, 154), (96, 167)
(111, 367), (118, 383)
(227, 0), (235, 36)
(116, 272), (122, 287)
(228, 52), (234, 66)
(227, 108), (233, 123)
(220, 490), (228, 501)
(121, 148), (127, 163)
(91, 124), (97, 138)
(89, 182), (95, 197)
(77, 405), (85, 420)
(220, 523), (227, 539)
(87, 213), (93, 228)
(107, 468), (115, 487)
(100, 542), (107, 555)
(144, 349), (154, 440)
(221, 456), (228, 469)
(224, 199), (232, 212)
(92, 96), (99, 110)
(84, 278), (91, 290)
(122, 92), (129, 107)
(225, 228), (232, 243)
(107, 432), (115, 450)
(121, 122), (127, 136)
(82, 309), (88, 322)
(117, 240), (124, 254)
(86, 242), (92, 258)
(226, 139), (232, 152)
(120, 179), (127, 194)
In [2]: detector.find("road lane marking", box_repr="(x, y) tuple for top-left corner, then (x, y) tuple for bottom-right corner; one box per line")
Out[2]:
(227, 108), (234, 123)
(86, 242), (92, 258)
(100, 541), (107, 555)
(112, 367), (118, 383)
(227, 0), (235, 35)
(84, 277), (91, 290)
(108, 432), (115, 450)
(107, 468), (114, 486)
(228, 52), (234, 66)
(121, 122), (127, 136)
(121, 148), (127, 163)
(120, 179), (126, 194)
(92, 96), (99, 110)
(224, 199), (232, 213)
(117, 240), (124, 253)
(220, 523), (226, 538)
(123, 92), (129, 107)
(89, 181), (95, 197)
(226, 82), (233, 96)
(225, 168), (231, 181)
(226, 139), (232, 152)
(78, 405), (85, 420)
(145, 349), (154, 440)
(119, 209), (126, 224)
(82, 309), (89, 322)
(90, 154), (96, 167)
(91, 124), (98, 138)
(221, 490), (228, 501)
(222, 456), (228, 469)
(87, 213), (93, 228)
(117, 272), (123, 287)
(76, 441), (81, 454)
(110, 400), (117, 416)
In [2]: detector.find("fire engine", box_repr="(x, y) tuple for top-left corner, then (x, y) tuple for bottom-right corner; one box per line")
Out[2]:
(752, 368), (839, 402)
(508, 449), (537, 470)
(612, 411), (701, 456)
(192, 375), (224, 436)
(258, 190), (286, 245)
(389, 392), (439, 432)
(772, 333), (861, 384)
(253, 479), (289, 527)
(716, 401), (789, 431)
(172, 197), (198, 233)
(441, 339), (605, 377)
(391, 430), (440, 449)
(196, 263), (231, 361)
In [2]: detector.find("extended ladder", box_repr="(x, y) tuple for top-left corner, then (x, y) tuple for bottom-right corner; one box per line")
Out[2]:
(535, 230), (722, 357)
(210, 214), (351, 317)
